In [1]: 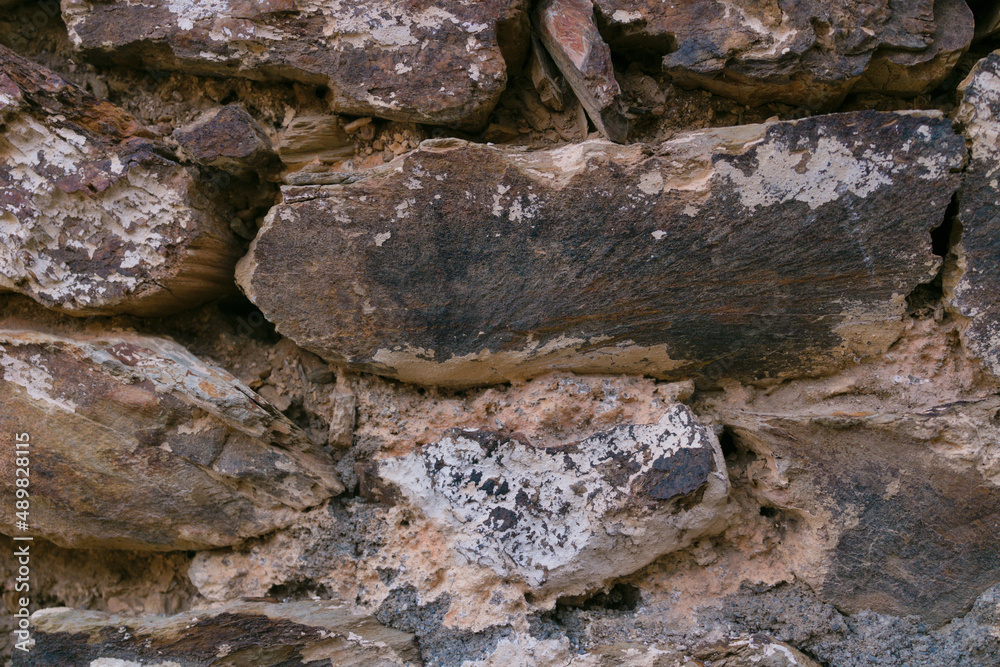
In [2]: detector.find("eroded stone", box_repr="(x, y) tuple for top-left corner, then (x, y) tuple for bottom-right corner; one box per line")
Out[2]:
(535, 0), (628, 142)
(363, 404), (730, 596)
(593, 0), (972, 107)
(0, 329), (342, 549)
(61, 0), (531, 130)
(951, 50), (1000, 378)
(26, 601), (419, 666)
(239, 111), (964, 388)
(0, 45), (247, 315)
(173, 104), (281, 178)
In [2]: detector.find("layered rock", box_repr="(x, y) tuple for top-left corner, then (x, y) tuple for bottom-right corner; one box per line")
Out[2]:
(60, 0), (531, 130)
(0, 329), (342, 549)
(361, 404), (730, 597)
(0, 45), (250, 315)
(25, 601), (420, 666)
(592, 0), (972, 107)
(951, 50), (1000, 379)
(239, 111), (963, 388)
(535, 0), (628, 142)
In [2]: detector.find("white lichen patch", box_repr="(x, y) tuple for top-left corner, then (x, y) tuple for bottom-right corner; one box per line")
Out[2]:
(375, 405), (730, 594)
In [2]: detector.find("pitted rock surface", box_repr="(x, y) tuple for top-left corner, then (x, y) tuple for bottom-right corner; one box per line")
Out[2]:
(61, 0), (530, 130)
(368, 404), (729, 595)
(0, 328), (342, 549)
(239, 111), (964, 388)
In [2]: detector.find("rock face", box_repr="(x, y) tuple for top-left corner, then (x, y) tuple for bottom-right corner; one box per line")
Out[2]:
(25, 601), (420, 666)
(951, 51), (1000, 378)
(0, 45), (250, 316)
(60, 0), (530, 130)
(592, 0), (973, 107)
(0, 329), (342, 549)
(239, 111), (963, 388)
(363, 404), (729, 596)
(535, 0), (628, 142)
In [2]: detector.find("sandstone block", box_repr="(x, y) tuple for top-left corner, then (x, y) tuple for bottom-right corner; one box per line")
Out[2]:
(0, 45), (245, 315)
(363, 404), (730, 596)
(0, 329), (342, 549)
(61, 0), (531, 130)
(593, 0), (972, 107)
(26, 601), (419, 666)
(951, 51), (1000, 378)
(239, 111), (963, 388)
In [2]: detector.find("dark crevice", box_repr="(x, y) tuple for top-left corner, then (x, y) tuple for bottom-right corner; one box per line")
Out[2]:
(906, 193), (961, 317)
(556, 583), (642, 611)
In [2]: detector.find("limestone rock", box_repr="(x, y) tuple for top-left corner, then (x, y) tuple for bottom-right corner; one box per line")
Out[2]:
(0, 329), (342, 550)
(592, 0), (971, 108)
(173, 104), (281, 178)
(362, 404), (730, 596)
(239, 111), (964, 388)
(60, 0), (531, 130)
(535, 0), (628, 142)
(951, 51), (1000, 378)
(0, 45), (245, 315)
(25, 601), (420, 666)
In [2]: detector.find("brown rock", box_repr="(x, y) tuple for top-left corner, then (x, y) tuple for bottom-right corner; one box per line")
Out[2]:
(238, 111), (963, 388)
(61, 0), (531, 130)
(593, 0), (970, 108)
(275, 114), (354, 170)
(951, 51), (1000, 378)
(173, 104), (281, 177)
(0, 328), (342, 549)
(26, 601), (420, 666)
(536, 0), (628, 142)
(363, 404), (730, 597)
(0, 45), (245, 315)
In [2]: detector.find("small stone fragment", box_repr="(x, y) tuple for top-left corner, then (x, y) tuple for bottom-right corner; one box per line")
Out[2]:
(0, 45), (245, 315)
(61, 0), (531, 129)
(0, 328), (342, 549)
(365, 404), (730, 596)
(275, 114), (355, 169)
(173, 104), (281, 178)
(529, 32), (565, 111)
(238, 111), (964, 388)
(26, 601), (420, 666)
(536, 0), (629, 142)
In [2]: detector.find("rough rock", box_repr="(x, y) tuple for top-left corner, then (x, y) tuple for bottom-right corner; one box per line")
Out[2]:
(25, 601), (420, 666)
(275, 114), (354, 170)
(239, 111), (964, 388)
(173, 104), (281, 178)
(362, 404), (730, 597)
(60, 0), (531, 130)
(0, 328), (342, 549)
(0, 44), (246, 315)
(592, 0), (972, 107)
(951, 50), (1000, 378)
(535, 0), (628, 142)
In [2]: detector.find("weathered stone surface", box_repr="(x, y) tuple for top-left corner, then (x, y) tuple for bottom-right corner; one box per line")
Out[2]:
(173, 104), (281, 178)
(239, 111), (963, 388)
(592, 0), (972, 107)
(951, 51), (1000, 378)
(363, 404), (729, 596)
(0, 45), (246, 315)
(61, 0), (531, 130)
(535, 0), (628, 142)
(26, 601), (420, 666)
(855, 0), (974, 95)
(0, 329), (342, 549)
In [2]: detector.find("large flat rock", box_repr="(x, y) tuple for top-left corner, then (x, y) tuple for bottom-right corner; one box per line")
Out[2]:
(25, 601), (420, 666)
(592, 0), (972, 107)
(0, 45), (249, 315)
(239, 111), (964, 388)
(61, 0), (530, 130)
(952, 51), (1000, 378)
(0, 329), (342, 550)
(361, 404), (730, 598)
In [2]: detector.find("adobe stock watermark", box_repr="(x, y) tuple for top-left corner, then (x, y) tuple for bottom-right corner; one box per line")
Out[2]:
(10, 431), (33, 654)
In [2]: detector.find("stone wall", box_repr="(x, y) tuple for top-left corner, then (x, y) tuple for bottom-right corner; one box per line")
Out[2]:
(1, 1), (1000, 665)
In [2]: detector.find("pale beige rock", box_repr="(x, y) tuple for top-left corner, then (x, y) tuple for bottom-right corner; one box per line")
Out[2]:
(0, 328), (342, 550)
